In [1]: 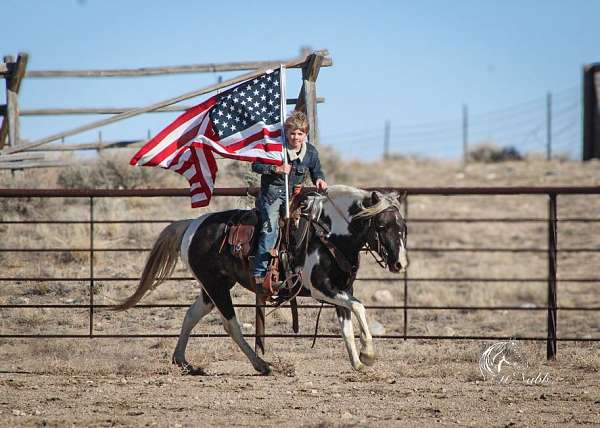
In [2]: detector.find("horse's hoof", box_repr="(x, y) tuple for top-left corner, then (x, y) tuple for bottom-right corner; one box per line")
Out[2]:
(352, 362), (365, 371)
(258, 364), (272, 376)
(173, 358), (207, 376)
(255, 361), (272, 376)
(359, 352), (376, 366)
(182, 365), (208, 376)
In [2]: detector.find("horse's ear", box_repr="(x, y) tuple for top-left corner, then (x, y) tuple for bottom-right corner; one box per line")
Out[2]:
(398, 191), (408, 203)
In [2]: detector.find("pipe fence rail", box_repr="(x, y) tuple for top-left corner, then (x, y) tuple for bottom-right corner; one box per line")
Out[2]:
(1, 186), (600, 360)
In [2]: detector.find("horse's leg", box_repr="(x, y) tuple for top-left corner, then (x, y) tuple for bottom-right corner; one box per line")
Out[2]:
(323, 295), (375, 366)
(348, 297), (375, 366)
(335, 295), (375, 368)
(318, 290), (375, 366)
(172, 289), (215, 375)
(207, 281), (271, 375)
(335, 306), (364, 371)
(309, 282), (365, 371)
(328, 294), (375, 366)
(218, 312), (271, 375)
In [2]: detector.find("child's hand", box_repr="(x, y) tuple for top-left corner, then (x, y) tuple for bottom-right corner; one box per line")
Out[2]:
(275, 164), (291, 174)
(316, 179), (328, 190)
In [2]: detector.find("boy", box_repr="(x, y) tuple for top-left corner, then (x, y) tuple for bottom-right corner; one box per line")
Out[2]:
(251, 111), (327, 289)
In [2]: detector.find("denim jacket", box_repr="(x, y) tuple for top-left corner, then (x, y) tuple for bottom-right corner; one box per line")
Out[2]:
(252, 143), (325, 204)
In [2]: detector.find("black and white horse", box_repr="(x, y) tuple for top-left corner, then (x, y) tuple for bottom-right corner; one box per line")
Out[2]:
(114, 185), (408, 375)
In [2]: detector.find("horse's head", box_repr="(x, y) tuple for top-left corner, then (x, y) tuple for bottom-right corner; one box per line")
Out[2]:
(352, 190), (409, 273)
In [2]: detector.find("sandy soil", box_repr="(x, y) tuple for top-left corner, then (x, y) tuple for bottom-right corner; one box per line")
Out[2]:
(1, 340), (599, 427)
(1, 155), (600, 426)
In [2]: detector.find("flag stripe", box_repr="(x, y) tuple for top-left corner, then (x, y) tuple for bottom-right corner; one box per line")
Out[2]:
(203, 145), (218, 183)
(130, 98), (215, 165)
(218, 122), (281, 147)
(130, 68), (286, 208)
(139, 110), (210, 167)
(191, 148), (214, 198)
(159, 113), (211, 168)
(225, 128), (282, 153)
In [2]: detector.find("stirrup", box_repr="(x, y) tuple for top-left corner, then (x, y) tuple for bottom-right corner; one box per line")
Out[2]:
(269, 286), (291, 305)
(268, 280), (284, 295)
(262, 279), (281, 297)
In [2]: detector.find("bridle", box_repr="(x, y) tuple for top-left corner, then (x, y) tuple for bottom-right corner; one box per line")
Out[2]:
(364, 215), (392, 268)
(363, 206), (406, 269)
(321, 192), (404, 272)
(322, 191), (405, 267)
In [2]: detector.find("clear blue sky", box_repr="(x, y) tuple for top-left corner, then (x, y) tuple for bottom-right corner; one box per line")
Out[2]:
(2, 0), (598, 160)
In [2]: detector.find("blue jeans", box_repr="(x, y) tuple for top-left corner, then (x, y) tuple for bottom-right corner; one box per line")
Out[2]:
(251, 187), (286, 278)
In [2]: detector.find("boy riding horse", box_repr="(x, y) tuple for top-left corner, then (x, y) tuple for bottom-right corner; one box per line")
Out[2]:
(251, 111), (328, 293)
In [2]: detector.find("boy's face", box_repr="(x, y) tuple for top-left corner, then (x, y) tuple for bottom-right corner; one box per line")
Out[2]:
(286, 128), (306, 150)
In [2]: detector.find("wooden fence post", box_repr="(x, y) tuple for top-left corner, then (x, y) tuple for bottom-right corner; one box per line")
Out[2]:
(582, 64), (600, 160)
(0, 53), (28, 150)
(0, 55), (13, 149)
(295, 53), (325, 145)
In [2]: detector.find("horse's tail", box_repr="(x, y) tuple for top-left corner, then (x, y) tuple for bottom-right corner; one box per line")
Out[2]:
(112, 219), (193, 311)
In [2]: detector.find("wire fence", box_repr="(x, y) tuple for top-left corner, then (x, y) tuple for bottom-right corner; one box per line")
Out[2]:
(322, 86), (582, 161)
(1, 187), (599, 361)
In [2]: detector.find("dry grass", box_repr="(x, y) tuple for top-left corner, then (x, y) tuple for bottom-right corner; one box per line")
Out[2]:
(570, 344), (600, 373)
(1, 151), (599, 371)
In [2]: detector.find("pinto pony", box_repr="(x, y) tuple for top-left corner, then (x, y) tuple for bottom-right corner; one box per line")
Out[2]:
(114, 185), (408, 375)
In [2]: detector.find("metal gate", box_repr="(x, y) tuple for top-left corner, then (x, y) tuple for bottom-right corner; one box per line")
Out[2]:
(1, 186), (599, 360)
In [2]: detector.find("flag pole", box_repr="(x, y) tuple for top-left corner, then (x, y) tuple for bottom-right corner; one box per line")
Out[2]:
(280, 64), (290, 219)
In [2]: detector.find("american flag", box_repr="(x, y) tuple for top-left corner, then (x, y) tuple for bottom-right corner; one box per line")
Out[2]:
(130, 68), (285, 207)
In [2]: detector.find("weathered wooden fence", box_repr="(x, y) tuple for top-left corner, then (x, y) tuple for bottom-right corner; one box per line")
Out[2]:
(0, 49), (332, 168)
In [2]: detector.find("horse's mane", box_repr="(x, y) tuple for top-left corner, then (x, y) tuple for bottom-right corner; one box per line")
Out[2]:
(319, 185), (402, 221)
(352, 191), (402, 221)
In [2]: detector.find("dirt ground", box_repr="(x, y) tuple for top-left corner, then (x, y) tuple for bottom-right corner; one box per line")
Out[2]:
(1, 339), (599, 427)
(1, 154), (600, 426)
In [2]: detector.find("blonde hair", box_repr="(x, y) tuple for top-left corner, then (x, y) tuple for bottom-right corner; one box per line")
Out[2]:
(284, 110), (309, 133)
